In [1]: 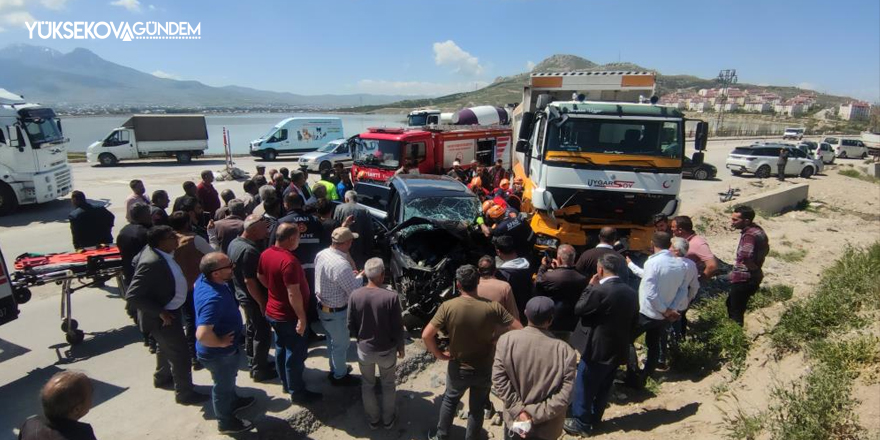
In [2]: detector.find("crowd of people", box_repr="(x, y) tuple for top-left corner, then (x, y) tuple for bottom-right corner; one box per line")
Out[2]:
(26, 163), (770, 439)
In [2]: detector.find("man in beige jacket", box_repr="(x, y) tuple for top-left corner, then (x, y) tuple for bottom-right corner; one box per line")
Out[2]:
(493, 296), (578, 439)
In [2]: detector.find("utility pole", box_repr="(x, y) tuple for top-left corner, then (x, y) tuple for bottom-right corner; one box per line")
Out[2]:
(716, 69), (737, 134)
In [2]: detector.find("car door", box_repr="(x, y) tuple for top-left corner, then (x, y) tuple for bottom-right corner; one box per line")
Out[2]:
(787, 148), (810, 174)
(334, 142), (352, 167)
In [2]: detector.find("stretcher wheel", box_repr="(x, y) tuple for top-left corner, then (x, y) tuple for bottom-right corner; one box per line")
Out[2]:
(66, 330), (85, 345)
(61, 319), (79, 332)
(13, 287), (31, 304)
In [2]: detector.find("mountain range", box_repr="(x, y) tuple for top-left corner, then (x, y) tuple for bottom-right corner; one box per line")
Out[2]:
(0, 44), (424, 108)
(344, 54), (859, 113)
(0, 45), (859, 112)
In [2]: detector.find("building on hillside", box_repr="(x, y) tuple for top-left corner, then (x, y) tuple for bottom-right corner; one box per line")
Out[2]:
(774, 102), (806, 117)
(744, 102), (771, 113)
(688, 100), (712, 112)
(839, 101), (870, 121)
(714, 102), (739, 112)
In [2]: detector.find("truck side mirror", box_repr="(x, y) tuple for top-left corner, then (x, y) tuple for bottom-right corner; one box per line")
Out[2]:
(694, 121), (708, 151)
(692, 151), (705, 165)
(515, 112), (535, 153)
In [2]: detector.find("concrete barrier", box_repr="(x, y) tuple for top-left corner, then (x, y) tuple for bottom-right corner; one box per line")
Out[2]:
(864, 163), (880, 178)
(729, 183), (809, 215)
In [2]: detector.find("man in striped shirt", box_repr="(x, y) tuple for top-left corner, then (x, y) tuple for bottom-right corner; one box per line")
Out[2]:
(314, 227), (364, 386)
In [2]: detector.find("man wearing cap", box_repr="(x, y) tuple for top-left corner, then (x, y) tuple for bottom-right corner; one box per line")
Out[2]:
(446, 160), (468, 184)
(258, 223), (321, 404)
(493, 296), (578, 440)
(424, 265), (522, 440)
(333, 190), (374, 269)
(565, 253), (639, 436)
(314, 227), (364, 386)
(227, 214), (277, 382)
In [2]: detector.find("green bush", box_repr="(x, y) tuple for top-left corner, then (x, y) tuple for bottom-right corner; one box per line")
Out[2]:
(768, 364), (864, 440)
(749, 284), (794, 311)
(808, 337), (880, 375)
(771, 243), (880, 353)
(768, 249), (807, 263)
(671, 296), (750, 377)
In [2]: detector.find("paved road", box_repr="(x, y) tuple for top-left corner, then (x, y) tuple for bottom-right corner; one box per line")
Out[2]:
(0, 135), (832, 438)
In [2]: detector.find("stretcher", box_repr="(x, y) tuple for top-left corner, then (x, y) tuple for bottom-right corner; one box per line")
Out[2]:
(11, 245), (124, 345)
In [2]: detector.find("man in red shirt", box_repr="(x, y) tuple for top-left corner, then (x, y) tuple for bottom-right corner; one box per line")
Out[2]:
(197, 170), (221, 219)
(257, 223), (322, 404)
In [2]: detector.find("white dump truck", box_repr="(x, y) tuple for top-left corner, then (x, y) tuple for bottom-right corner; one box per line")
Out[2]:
(511, 72), (708, 252)
(86, 114), (209, 166)
(0, 88), (73, 215)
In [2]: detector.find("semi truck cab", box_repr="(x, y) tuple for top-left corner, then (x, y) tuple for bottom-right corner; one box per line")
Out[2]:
(0, 89), (72, 215)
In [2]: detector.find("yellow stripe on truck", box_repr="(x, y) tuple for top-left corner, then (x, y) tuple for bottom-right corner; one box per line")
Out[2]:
(545, 151), (680, 168)
(531, 76), (563, 88)
(621, 75), (655, 88)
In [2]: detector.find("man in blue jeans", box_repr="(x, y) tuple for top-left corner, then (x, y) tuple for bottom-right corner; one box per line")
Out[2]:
(193, 252), (256, 434)
(257, 223), (322, 404)
(314, 227), (363, 386)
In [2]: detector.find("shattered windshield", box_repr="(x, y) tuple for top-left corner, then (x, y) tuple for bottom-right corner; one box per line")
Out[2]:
(23, 118), (64, 147)
(354, 138), (402, 169)
(403, 196), (481, 225)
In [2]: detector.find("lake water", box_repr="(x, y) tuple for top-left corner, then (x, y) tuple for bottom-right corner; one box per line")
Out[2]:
(61, 113), (406, 154)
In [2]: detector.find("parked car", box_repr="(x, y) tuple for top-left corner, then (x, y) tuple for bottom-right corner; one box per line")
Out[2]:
(352, 174), (490, 329)
(682, 155), (717, 180)
(297, 138), (355, 172)
(797, 141), (835, 164)
(782, 127), (805, 140)
(822, 137), (868, 159)
(726, 144), (818, 178)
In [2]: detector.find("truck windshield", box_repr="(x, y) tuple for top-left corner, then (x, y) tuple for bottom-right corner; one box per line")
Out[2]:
(546, 118), (682, 159)
(408, 114), (429, 126)
(403, 196), (481, 225)
(354, 139), (402, 169)
(23, 118), (64, 147)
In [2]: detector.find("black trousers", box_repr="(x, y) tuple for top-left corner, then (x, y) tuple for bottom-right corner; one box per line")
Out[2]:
(239, 298), (272, 372)
(437, 361), (491, 440)
(152, 310), (194, 396)
(181, 289), (197, 359)
(626, 314), (668, 385)
(728, 280), (761, 326)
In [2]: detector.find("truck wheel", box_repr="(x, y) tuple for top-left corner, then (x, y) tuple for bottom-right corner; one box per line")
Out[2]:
(0, 182), (18, 216)
(176, 152), (192, 164)
(98, 153), (117, 166)
(755, 165), (771, 179)
(319, 161), (332, 172)
(263, 150), (277, 161)
(694, 169), (710, 180)
(800, 166), (814, 178)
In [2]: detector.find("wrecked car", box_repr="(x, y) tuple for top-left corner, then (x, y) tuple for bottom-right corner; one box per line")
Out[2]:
(353, 175), (491, 330)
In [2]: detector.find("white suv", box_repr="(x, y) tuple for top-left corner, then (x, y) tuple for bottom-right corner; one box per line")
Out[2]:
(783, 127), (805, 140)
(726, 144), (818, 178)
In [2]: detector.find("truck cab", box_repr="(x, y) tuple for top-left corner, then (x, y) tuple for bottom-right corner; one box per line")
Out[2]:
(407, 110), (442, 126)
(513, 72), (707, 252)
(0, 89), (72, 214)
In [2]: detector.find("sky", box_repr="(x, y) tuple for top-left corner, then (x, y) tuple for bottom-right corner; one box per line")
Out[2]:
(0, 0), (878, 101)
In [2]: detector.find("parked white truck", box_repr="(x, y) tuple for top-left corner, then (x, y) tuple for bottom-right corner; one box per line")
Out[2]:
(511, 72), (708, 252)
(0, 89), (73, 215)
(86, 114), (209, 166)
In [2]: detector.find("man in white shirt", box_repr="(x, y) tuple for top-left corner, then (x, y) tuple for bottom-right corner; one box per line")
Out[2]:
(314, 227), (364, 386)
(624, 232), (686, 388)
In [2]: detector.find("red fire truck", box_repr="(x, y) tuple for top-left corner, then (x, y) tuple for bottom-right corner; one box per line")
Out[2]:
(351, 126), (512, 182)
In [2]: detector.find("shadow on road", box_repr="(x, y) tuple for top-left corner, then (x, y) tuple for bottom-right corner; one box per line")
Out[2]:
(598, 402), (700, 434)
(0, 365), (127, 436)
(51, 325), (141, 365)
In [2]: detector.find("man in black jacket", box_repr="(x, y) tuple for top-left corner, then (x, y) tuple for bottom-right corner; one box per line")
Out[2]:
(126, 226), (209, 406)
(534, 244), (587, 340)
(565, 253), (639, 436)
(69, 191), (114, 250)
(116, 203), (152, 286)
(494, 236), (532, 323)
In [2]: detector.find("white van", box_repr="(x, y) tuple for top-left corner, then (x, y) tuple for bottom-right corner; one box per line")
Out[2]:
(249, 117), (344, 161)
(823, 137), (868, 159)
(782, 127), (805, 140)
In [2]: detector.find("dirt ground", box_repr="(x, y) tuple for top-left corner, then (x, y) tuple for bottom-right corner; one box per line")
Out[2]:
(306, 162), (880, 440)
